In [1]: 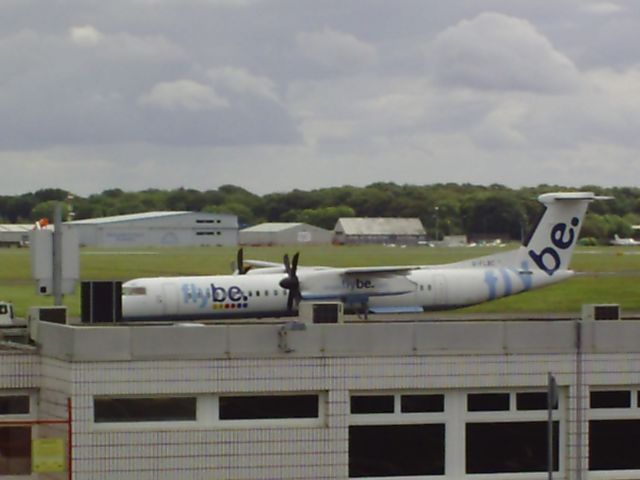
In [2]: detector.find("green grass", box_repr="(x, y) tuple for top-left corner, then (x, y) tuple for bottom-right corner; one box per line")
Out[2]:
(1, 245), (639, 318)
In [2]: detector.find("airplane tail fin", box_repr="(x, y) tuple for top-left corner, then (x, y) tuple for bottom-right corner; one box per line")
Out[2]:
(522, 192), (605, 275)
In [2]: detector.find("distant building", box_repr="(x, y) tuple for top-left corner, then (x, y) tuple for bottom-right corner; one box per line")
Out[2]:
(0, 224), (32, 247)
(67, 211), (238, 247)
(334, 218), (426, 245)
(240, 222), (332, 246)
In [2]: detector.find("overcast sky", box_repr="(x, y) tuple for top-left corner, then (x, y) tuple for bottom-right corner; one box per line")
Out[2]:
(2, 0), (640, 196)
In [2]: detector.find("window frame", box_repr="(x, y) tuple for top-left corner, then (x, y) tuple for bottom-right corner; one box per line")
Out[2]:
(588, 387), (640, 474)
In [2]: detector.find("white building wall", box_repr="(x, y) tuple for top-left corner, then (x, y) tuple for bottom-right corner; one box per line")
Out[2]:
(5, 320), (640, 479)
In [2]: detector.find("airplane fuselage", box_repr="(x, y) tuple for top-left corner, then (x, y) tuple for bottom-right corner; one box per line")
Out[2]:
(122, 265), (572, 321)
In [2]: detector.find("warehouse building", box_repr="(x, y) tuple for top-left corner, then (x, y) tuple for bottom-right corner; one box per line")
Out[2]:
(2, 307), (640, 479)
(334, 218), (426, 245)
(67, 211), (238, 247)
(0, 224), (34, 247)
(239, 222), (332, 246)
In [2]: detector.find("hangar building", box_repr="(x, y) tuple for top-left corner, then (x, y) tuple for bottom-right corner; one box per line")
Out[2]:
(239, 222), (332, 246)
(0, 225), (33, 247)
(67, 211), (238, 247)
(334, 217), (426, 244)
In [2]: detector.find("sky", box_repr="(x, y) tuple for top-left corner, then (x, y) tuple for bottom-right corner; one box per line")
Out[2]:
(2, 0), (640, 196)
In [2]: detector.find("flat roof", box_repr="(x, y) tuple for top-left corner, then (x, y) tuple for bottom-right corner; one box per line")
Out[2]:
(36, 319), (640, 362)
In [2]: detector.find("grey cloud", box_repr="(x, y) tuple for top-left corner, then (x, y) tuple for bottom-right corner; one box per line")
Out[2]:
(0, 24), (299, 148)
(430, 12), (581, 93)
(296, 28), (378, 73)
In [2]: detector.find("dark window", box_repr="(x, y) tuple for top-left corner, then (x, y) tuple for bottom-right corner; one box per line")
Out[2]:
(351, 395), (394, 414)
(401, 394), (444, 413)
(517, 392), (557, 411)
(0, 396), (29, 415)
(349, 424), (445, 477)
(467, 393), (510, 412)
(0, 427), (31, 475)
(196, 219), (214, 224)
(94, 397), (196, 423)
(466, 421), (559, 473)
(590, 390), (631, 409)
(590, 419), (640, 470)
(219, 395), (318, 420)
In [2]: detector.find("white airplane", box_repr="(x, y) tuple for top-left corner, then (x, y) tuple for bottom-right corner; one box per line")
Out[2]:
(122, 192), (605, 321)
(611, 234), (640, 246)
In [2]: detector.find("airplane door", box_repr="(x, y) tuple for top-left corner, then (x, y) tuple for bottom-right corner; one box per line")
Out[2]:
(433, 274), (448, 307)
(161, 283), (179, 317)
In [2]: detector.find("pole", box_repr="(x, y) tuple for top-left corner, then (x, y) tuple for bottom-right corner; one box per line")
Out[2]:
(67, 397), (73, 480)
(547, 372), (557, 480)
(52, 204), (63, 306)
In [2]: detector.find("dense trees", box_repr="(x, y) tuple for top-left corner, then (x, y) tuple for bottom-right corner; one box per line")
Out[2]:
(2, 184), (639, 243)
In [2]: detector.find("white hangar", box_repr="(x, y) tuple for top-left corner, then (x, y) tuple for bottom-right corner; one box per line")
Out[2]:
(239, 222), (333, 246)
(67, 211), (238, 247)
(334, 217), (426, 245)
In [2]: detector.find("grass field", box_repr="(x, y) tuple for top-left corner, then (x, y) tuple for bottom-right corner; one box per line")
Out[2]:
(1, 244), (639, 318)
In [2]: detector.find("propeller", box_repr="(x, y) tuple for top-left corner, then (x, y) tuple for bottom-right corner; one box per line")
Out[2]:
(279, 252), (301, 310)
(234, 248), (252, 275)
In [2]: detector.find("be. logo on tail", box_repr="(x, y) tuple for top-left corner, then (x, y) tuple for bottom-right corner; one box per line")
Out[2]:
(528, 217), (580, 276)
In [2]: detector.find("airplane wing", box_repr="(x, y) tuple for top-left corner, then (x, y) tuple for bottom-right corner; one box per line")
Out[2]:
(341, 266), (417, 276)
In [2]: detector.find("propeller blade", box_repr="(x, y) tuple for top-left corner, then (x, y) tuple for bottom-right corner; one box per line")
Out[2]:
(280, 252), (301, 311)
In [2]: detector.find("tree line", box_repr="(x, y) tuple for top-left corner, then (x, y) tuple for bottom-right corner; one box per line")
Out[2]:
(1, 184), (639, 243)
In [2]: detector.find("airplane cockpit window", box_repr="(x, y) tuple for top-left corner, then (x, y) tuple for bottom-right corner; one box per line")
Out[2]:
(123, 286), (147, 296)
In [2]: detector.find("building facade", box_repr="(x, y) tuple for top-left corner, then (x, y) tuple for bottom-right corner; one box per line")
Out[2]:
(2, 316), (640, 479)
(239, 223), (333, 246)
(334, 218), (426, 245)
(67, 212), (238, 247)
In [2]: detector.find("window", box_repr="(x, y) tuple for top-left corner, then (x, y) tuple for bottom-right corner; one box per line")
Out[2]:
(401, 394), (444, 413)
(517, 391), (557, 411)
(467, 392), (510, 412)
(589, 388), (640, 471)
(591, 390), (631, 409)
(219, 395), (319, 420)
(0, 396), (29, 415)
(590, 420), (640, 470)
(349, 392), (446, 477)
(350, 424), (445, 477)
(94, 397), (196, 423)
(351, 395), (394, 414)
(122, 286), (147, 296)
(466, 421), (558, 473)
(0, 427), (31, 475)
(465, 390), (561, 475)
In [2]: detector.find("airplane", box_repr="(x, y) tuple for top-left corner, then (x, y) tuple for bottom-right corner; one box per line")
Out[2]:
(121, 192), (606, 321)
(611, 234), (640, 246)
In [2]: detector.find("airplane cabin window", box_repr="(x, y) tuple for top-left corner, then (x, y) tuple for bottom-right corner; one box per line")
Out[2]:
(122, 286), (147, 296)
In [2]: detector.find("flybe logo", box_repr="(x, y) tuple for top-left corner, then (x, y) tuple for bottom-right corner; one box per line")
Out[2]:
(528, 217), (579, 276)
(181, 283), (249, 310)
